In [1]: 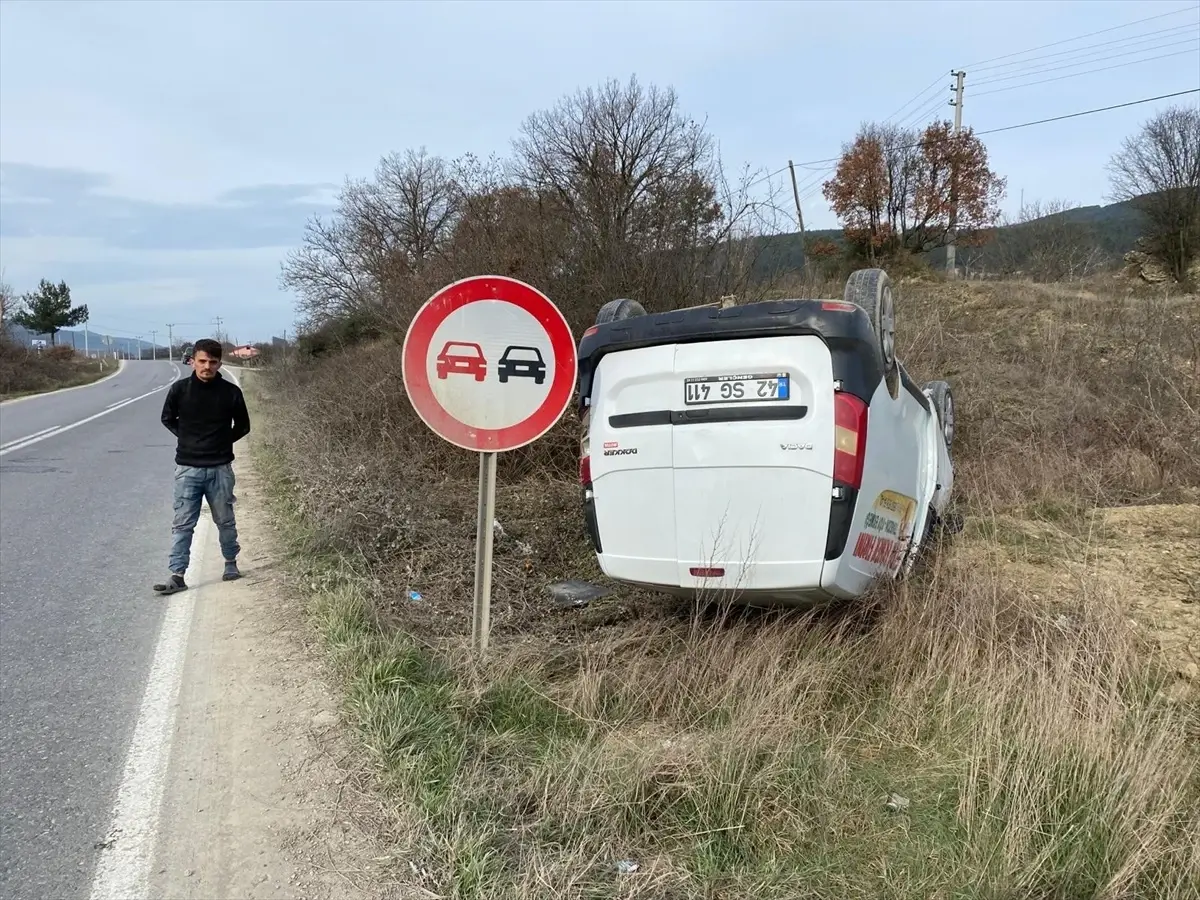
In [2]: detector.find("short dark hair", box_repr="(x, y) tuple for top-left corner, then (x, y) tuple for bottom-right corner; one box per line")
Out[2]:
(193, 338), (223, 359)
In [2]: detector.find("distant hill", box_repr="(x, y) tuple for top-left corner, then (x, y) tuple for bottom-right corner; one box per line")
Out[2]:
(739, 197), (1150, 280)
(3, 323), (163, 359)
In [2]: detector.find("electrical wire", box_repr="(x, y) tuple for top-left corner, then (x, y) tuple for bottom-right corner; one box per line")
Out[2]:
(882, 74), (947, 125)
(971, 49), (1200, 98)
(797, 173), (832, 203)
(960, 4), (1199, 69)
(742, 164), (790, 193)
(970, 87), (1200, 135)
(900, 94), (951, 131)
(971, 21), (1199, 75)
(797, 164), (839, 205)
(972, 37), (1199, 88)
(781, 88), (1200, 170)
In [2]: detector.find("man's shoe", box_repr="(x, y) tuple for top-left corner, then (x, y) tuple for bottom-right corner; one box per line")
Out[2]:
(222, 560), (242, 582)
(153, 573), (188, 595)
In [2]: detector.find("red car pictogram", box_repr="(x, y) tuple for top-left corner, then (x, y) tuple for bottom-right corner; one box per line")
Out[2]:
(435, 341), (487, 381)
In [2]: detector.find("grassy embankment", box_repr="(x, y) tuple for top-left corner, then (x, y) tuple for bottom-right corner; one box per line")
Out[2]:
(247, 276), (1200, 899)
(0, 343), (115, 401)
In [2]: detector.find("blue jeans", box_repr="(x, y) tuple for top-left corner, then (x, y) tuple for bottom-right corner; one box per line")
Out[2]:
(169, 463), (240, 574)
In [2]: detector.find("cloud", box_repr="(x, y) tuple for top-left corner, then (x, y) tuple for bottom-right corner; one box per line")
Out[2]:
(0, 163), (332, 338)
(0, 162), (336, 252)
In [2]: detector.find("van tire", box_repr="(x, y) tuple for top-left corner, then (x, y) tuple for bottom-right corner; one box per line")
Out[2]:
(924, 380), (955, 448)
(843, 268), (897, 377)
(596, 298), (646, 325)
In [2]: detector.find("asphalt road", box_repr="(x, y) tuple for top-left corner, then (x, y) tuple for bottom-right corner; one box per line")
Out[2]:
(0, 360), (188, 900)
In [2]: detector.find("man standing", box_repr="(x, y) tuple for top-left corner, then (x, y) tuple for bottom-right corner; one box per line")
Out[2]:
(153, 338), (251, 594)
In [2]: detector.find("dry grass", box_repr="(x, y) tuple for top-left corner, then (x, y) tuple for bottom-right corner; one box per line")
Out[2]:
(0, 341), (114, 400)
(250, 275), (1200, 899)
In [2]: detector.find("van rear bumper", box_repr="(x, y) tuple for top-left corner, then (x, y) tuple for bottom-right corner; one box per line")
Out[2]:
(591, 563), (837, 608)
(597, 554), (826, 595)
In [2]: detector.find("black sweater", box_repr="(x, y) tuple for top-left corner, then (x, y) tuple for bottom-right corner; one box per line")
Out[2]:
(161, 372), (251, 467)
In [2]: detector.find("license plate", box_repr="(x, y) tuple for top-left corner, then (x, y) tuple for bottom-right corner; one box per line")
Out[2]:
(683, 372), (790, 405)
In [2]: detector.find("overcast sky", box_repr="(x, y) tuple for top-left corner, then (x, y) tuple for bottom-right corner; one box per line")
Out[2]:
(1, 0), (1197, 344)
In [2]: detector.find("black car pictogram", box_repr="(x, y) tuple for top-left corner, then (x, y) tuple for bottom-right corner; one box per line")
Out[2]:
(497, 345), (546, 384)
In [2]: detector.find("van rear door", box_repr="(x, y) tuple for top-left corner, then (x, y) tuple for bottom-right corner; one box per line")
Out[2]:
(587, 344), (680, 587)
(670, 336), (836, 593)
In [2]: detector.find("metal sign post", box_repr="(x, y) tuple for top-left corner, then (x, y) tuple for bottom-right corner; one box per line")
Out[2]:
(471, 451), (498, 655)
(401, 275), (577, 658)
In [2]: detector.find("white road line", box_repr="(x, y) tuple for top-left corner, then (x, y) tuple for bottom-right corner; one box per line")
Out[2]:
(0, 426), (58, 450)
(88, 515), (209, 900)
(105, 399), (131, 410)
(0, 386), (165, 457)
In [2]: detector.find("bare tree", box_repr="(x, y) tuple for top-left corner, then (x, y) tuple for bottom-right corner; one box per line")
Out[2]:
(1107, 104), (1200, 281)
(360, 148), (459, 275)
(511, 75), (726, 314)
(281, 76), (790, 338)
(281, 149), (462, 329)
(0, 272), (11, 329)
(990, 199), (1106, 281)
(280, 186), (380, 330)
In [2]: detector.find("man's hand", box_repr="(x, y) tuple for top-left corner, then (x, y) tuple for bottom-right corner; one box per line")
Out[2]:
(161, 383), (181, 437)
(231, 390), (251, 443)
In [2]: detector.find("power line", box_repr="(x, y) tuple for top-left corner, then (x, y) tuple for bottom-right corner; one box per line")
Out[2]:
(742, 164), (790, 193)
(972, 49), (1199, 97)
(882, 74), (946, 125)
(961, 4), (1200, 69)
(900, 93), (950, 131)
(970, 87), (1200, 136)
(784, 88), (1200, 169)
(972, 37), (1199, 88)
(797, 165), (839, 205)
(972, 21), (1199, 75)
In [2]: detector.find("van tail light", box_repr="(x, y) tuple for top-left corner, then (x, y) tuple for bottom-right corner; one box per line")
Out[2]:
(833, 392), (868, 490)
(579, 453), (592, 488)
(690, 567), (725, 578)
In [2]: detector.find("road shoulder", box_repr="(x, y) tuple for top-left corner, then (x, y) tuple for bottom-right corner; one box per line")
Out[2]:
(147, 445), (397, 900)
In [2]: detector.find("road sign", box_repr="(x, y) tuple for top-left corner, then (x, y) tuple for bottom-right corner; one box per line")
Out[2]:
(401, 275), (577, 657)
(401, 275), (577, 453)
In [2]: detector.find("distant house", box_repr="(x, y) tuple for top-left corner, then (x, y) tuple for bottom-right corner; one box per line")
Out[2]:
(229, 345), (260, 361)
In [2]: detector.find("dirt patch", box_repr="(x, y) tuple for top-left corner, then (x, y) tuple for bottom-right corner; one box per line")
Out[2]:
(148, 447), (415, 900)
(1091, 504), (1199, 674)
(956, 503), (1199, 680)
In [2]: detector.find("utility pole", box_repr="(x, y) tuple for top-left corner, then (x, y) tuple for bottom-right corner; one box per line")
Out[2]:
(787, 160), (808, 276)
(166, 323), (175, 362)
(84, 322), (90, 358)
(135, 335), (143, 361)
(149, 329), (158, 361)
(945, 70), (966, 278)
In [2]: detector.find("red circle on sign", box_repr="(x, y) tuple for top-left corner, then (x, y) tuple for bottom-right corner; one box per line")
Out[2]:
(401, 275), (578, 452)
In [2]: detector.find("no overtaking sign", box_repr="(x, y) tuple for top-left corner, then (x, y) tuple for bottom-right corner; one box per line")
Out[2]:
(402, 275), (577, 453)
(401, 275), (578, 655)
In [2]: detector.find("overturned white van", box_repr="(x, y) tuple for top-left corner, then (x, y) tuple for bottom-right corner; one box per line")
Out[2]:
(576, 268), (957, 606)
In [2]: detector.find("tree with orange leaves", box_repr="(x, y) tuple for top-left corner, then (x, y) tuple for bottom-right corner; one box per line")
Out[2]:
(823, 121), (1005, 259)
(821, 129), (894, 262)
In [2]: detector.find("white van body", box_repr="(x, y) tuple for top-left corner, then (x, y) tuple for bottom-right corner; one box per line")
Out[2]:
(577, 274), (956, 607)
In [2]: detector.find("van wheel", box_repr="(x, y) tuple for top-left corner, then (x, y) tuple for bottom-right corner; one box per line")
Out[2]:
(843, 268), (897, 377)
(596, 298), (646, 325)
(924, 380), (955, 448)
